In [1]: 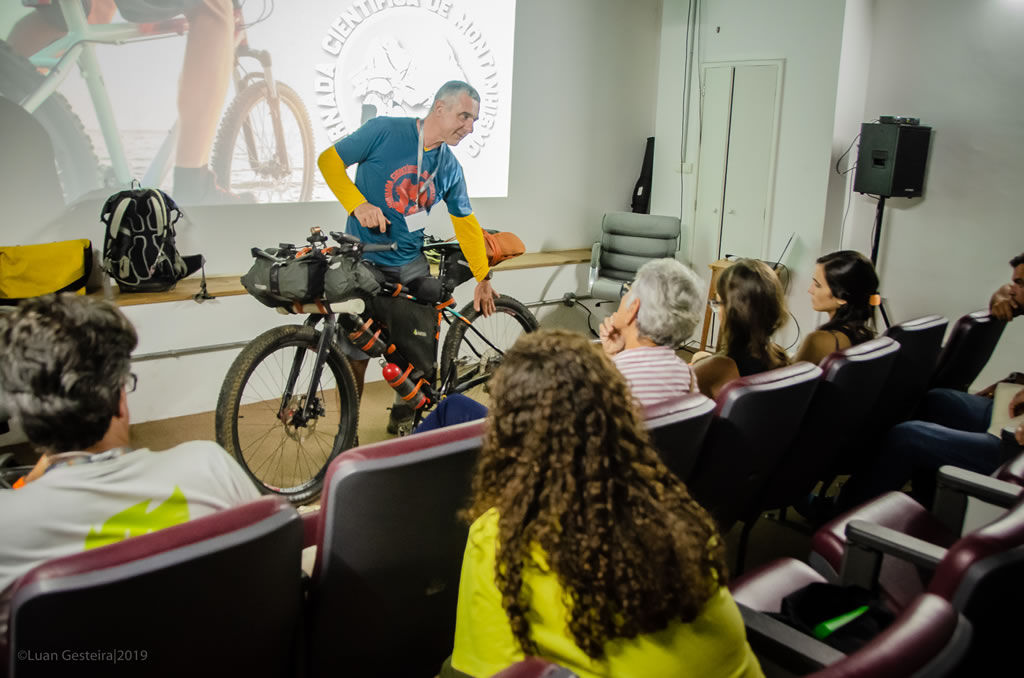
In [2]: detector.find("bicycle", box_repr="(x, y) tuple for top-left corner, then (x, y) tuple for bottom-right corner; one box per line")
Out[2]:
(215, 229), (539, 504)
(1, 0), (314, 203)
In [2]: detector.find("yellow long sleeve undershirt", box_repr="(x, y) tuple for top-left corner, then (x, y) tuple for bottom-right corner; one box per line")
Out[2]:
(317, 146), (491, 281)
(317, 146), (366, 214)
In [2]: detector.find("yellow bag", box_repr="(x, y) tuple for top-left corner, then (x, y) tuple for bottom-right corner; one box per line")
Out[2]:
(0, 239), (92, 305)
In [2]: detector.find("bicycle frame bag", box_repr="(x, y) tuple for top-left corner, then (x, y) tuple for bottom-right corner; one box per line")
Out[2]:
(101, 185), (204, 293)
(0, 239), (92, 305)
(242, 247), (328, 310)
(367, 295), (438, 380)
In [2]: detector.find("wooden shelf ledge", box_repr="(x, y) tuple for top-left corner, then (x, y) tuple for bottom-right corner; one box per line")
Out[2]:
(88, 248), (592, 307)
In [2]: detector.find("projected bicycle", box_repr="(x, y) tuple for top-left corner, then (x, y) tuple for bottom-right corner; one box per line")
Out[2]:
(0, 0), (314, 203)
(215, 228), (538, 504)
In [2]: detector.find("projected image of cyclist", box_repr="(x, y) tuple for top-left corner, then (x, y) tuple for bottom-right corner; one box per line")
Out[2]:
(7, 0), (252, 205)
(318, 80), (499, 434)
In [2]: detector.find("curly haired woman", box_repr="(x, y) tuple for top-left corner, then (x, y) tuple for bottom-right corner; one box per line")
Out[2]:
(445, 330), (763, 678)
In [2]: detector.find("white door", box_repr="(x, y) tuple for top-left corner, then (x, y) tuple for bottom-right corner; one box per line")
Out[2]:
(695, 61), (782, 261)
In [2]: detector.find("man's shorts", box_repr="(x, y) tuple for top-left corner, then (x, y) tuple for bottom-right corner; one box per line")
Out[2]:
(338, 254), (430, 360)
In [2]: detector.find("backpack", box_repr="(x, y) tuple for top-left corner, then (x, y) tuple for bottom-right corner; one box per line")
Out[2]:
(100, 184), (204, 293)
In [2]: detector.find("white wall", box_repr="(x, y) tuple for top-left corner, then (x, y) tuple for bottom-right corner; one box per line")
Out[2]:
(843, 0), (1024, 388)
(1, 0), (664, 432)
(653, 0), (847, 349)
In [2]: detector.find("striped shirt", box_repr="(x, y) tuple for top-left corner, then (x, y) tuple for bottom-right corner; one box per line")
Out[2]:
(612, 345), (697, 407)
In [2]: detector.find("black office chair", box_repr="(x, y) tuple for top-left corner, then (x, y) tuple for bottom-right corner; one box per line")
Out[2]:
(930, 310), (1007, 392)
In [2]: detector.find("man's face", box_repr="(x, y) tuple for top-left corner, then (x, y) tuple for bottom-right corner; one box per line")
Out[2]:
(1011, 264), (1024, 307)
(434, 92), (479, 146)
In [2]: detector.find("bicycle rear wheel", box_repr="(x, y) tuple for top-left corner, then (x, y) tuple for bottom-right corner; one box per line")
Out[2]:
(439, 296), (539, 404)
(215, 324), (358, 504)
(211, 79), (315, 202)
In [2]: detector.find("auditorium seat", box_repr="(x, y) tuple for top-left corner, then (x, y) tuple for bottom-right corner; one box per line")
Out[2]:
(733, 337), (900, 567)
(685, 362), (821, 539)
(3, 495), (303, 677)
(929, 310), (1007, 392)
(642, 392), (716, 482)
(879, 315), (948, 428)
(306, 420), (484, 677)
(736, 565), (971, 678)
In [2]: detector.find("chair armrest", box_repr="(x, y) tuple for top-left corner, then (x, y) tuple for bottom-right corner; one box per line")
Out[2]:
(738, 603), (847, 673)
(932, 465), (1022, 533)
(937, 465), (1021, 508)
(839, 520), (948, 590)
(587, 243), (601, 292)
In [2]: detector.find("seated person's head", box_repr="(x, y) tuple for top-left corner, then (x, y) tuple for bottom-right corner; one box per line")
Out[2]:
(811, 250), (879, 343)
(716, 258), (788, 367)
(466, 329), (726, 658)
(615, 258), (703, 348)
(0, 294), (137, 454)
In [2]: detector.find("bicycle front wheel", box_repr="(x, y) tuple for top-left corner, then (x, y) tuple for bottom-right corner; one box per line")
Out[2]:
(215, 324), (358, 504)
(211, 80), (315, 203)
(439, 296), (539, 404)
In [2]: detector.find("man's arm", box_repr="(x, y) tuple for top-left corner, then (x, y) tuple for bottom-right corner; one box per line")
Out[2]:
(450, 213), (498, 316)
(990, 283), (1020, 321)
(317, 146), (389, 232)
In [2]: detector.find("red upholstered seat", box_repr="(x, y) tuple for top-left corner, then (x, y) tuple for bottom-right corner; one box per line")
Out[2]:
(929, 310), (1007, 393)
(4, 496), (303, 677)
(642, 392), (715, 482)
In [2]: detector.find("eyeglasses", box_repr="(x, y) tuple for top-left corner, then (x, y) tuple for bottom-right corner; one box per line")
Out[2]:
(619, 281), (632, 298)
(708, 299), (724, 311)
(125, 373), (138, 393)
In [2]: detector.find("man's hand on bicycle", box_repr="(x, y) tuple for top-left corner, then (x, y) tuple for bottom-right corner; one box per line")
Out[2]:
(474, 278), (499, 317)
(353, 202), (391, 232)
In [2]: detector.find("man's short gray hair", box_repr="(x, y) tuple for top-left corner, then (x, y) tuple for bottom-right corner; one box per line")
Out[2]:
(630, 258), (705, 348)
(433, 80), (480, 106)
(0, 294), (137, 453)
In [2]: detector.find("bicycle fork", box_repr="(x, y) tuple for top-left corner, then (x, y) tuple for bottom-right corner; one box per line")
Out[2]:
(235, 46), (291, 174)
(277, 315), (336, 428)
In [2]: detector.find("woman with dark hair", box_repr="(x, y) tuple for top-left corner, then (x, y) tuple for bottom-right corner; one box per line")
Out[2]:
(445, 330), (763, 678)
(693, 258), (789, 399)
(794, 250), (880, 365)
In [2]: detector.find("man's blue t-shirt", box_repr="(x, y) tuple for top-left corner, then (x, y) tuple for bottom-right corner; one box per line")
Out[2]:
(333, 116), (473, 267)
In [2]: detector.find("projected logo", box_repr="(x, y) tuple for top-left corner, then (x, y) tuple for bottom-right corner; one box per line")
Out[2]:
(314, 1), (502, 161)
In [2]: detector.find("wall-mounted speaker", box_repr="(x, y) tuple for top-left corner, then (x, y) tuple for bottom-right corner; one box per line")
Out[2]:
(853, 122), (932, 197)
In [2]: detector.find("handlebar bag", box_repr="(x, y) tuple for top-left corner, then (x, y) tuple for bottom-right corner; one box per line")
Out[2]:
(241, 248), (326, 309)
(324, 255), (381, 301)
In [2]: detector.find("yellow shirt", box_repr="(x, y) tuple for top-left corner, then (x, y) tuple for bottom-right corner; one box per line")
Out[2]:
(451, 509), (764, 678)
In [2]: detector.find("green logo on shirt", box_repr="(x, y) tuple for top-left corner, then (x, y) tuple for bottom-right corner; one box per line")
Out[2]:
(84, 486), (190, 550)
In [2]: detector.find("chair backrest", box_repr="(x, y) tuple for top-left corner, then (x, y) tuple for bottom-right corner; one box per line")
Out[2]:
(686, 362), (821, 532)
(6, 496), (303, 678)
(643, 392), (716, 482)
(590, 212), (680, 299)
(755, 337), (901, 513)
(878, 315), (948, 427)
(807, 593), (971, 678)
(308, 420), (484, 677)
(929, 310), (1007, 392)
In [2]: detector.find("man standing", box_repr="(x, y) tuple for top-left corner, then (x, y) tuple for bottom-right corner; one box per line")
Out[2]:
(0, 294), (260, 591)
(317, 80), (499, 432)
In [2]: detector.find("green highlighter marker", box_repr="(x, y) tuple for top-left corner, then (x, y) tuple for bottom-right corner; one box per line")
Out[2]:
(813, 605), (870, 639)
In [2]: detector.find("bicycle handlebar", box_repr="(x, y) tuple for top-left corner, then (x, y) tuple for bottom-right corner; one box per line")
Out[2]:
(330, 231), (397, 254)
